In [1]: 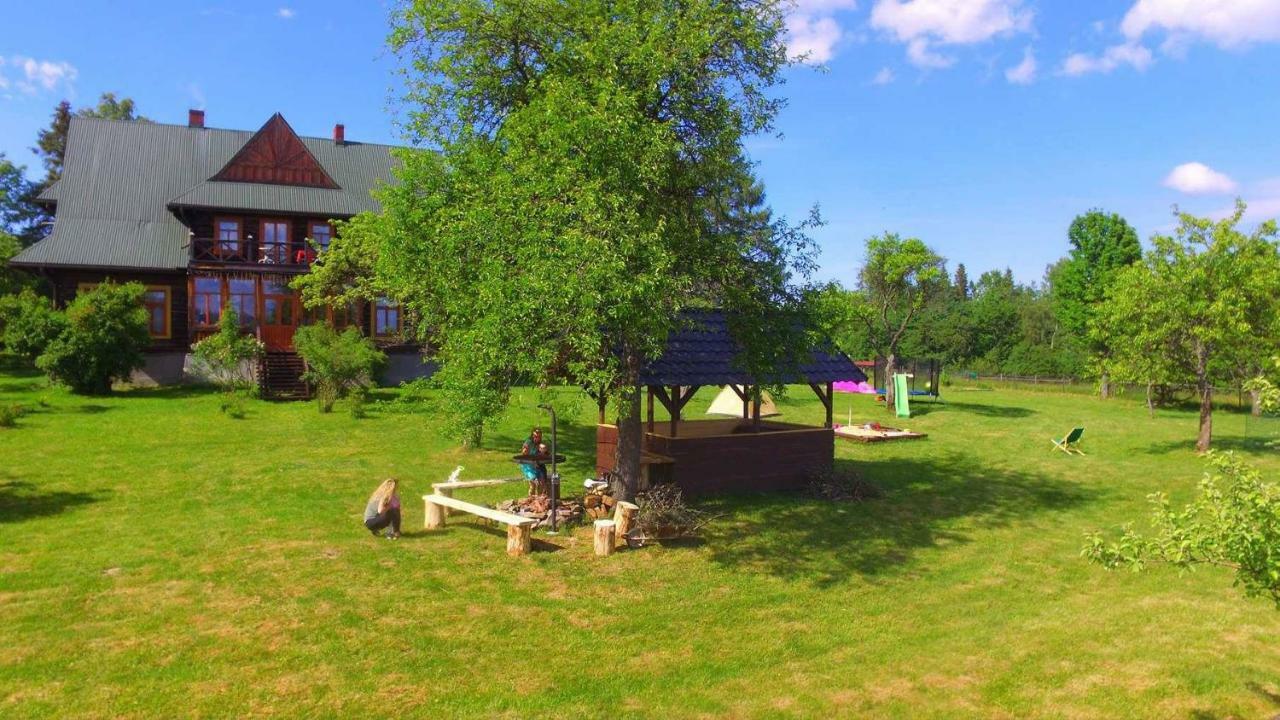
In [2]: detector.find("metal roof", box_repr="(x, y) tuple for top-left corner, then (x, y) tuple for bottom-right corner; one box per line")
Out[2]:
(12, 116), (398, 271)
(639, 310), (865, 387)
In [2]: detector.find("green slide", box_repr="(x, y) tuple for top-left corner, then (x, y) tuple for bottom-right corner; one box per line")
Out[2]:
(894, 373), (910, 418)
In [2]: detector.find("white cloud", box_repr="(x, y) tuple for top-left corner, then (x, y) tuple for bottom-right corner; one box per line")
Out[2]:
(8, 56), (77, 94)
(1163, 162), (1238, 195)
(1004, 46), (1036, 84)
(277, 7), (296, 19)
(1122, 0), (1280, 48)
(1060, 42), (1153, 76)
(786, 0), (857, 64)
(872, 66), (896, 84)
(870, 0), (1034, 68)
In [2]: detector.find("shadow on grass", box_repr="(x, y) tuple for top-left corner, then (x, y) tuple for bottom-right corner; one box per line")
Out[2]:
(939, 400), (1036, 418)
(1143, 435), (1277, 455)
(699, 452), (1096, 587)
(1189, 681), (1280, 720)
(0, 476), (105, 524)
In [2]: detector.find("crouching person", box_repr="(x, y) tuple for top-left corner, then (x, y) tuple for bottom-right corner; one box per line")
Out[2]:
(364, 478), (402, 539)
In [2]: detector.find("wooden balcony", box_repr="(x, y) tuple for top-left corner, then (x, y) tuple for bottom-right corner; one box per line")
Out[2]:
(190, 237), (318, 269)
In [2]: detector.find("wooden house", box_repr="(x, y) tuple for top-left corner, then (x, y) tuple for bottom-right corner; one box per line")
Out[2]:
(10, 110), (427, 395)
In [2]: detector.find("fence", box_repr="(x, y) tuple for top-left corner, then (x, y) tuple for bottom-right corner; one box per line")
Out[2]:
(946, 373), (1256, 408)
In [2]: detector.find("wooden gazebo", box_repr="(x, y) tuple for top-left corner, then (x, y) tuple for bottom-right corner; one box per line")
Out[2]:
(595, 311), (865, 496)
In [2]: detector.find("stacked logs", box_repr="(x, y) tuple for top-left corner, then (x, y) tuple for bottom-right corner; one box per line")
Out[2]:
(495, 495), (583, 529)
(584, 489), (618, 520)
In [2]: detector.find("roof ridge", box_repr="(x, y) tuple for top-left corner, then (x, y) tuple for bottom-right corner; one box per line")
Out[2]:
(69, 114), (406, 149)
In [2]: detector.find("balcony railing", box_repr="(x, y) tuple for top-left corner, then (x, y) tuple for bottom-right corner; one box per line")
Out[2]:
(191, 238), (318, 267)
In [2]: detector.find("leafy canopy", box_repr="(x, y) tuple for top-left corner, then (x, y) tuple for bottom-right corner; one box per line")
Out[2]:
(293, 324), (386, 413)
(306, 0), (816, 446)
(1093, 203), (1280, 448)
(191, 305), (264, 395)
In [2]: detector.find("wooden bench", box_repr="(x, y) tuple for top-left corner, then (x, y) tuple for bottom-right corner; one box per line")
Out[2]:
(423, 493), (536, 556)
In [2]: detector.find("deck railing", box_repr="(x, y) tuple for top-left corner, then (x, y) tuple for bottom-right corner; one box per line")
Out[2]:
(190, 238), (317, 267)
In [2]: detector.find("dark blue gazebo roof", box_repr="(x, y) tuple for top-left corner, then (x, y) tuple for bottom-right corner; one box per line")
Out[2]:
(638, 310), (865, 387)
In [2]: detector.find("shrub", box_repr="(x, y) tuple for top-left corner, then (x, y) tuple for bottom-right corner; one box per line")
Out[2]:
(293, 324), (386, 413)
(0, 290), (67, 363)
(36, 282), (150, 394)
(191, 305), (264, 416)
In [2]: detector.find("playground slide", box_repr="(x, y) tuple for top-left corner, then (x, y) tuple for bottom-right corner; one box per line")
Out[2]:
(893, 373), (910, 418)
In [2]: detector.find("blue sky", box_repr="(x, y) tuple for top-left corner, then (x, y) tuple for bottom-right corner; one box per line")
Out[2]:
(2, 0), (1278, 286)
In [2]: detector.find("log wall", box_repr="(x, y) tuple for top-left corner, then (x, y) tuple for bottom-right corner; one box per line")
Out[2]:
(596, 421), (834, 497)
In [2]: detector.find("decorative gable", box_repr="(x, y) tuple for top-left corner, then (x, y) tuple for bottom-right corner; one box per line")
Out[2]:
(210, 113), (340, 189)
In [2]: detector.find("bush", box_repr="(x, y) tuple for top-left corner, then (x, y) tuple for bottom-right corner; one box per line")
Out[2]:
(191, 305), (264, 416)
(0, 290), (67, 363)
(36, 282), (150, 394)
(293, 324), (385, 413)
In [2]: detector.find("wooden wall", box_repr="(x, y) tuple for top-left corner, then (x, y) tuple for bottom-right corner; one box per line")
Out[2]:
(48, 268), (189, 353)
(596, 421), (834, 497)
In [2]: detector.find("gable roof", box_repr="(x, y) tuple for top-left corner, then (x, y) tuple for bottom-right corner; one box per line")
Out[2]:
(639, 310), (865, 387)
(209, 113), (339, 189)
(12, 115), (398, 271)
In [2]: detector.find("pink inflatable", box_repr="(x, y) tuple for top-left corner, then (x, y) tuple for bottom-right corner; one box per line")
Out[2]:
(833, 380), (875, 394)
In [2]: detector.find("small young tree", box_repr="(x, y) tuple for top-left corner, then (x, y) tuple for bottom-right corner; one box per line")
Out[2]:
(36, 282), (150, 394)
(1084, 453), (1280, 608)
(855, 233), (945, 409)
(293, 324), (386, 413)
(0, 289), (66, 362)
(191, 305), (264, 415)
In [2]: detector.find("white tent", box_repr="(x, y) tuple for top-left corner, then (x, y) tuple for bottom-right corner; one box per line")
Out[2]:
(705, 385), (779, 418)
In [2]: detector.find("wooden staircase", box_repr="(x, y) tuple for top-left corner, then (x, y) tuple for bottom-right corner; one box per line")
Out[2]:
(258, 352), (309, 400)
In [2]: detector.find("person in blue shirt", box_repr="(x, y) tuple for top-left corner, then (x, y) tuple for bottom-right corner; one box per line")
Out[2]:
(519, 428), (548, 496)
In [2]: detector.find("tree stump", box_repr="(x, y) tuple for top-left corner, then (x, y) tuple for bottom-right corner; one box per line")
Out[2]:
(594, 520), (616, 557)
(613, 501), (638, 548)
(507, 523), (532, 556)
(424, 496), (446, 530)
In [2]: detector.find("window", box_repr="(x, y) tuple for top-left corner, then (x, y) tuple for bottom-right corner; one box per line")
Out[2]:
(215, 218), (242, 256)
(309, 222), (332, 251)
(228, 278), (257, 328)
(374, 298), (401, 338)
(192, 277), (224, 327)
(143, 286), (171, 339)
(259, 220), (290, 264)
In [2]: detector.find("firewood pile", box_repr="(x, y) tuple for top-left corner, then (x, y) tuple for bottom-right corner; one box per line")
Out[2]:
(583, 485), (618, 520)
(496, 495), (583, 529)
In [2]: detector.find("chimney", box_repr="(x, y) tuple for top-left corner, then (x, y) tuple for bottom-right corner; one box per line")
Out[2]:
(333, 123), (345, 145)
(188, 109), (205, 128)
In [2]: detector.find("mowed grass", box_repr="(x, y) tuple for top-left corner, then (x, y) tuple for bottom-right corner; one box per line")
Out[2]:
(1, 368), (1278, 719)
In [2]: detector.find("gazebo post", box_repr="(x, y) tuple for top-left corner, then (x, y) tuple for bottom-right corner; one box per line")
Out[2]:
(752, 387), (761, 431)
(646, 386), (654, 432)
(809, 381), (835, 428)
(826, 381), (834, 428)
(670, 385), (680, 437)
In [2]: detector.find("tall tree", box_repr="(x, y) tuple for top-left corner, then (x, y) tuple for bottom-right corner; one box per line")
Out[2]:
(953, 262), (969, 300)
(0, 154), (46, 246)
(303, 0), (816, 498)
(33, 93), (148, 185)
(1095, 203), (1280, 452)
(1054, 210), (1142, 397)
(854, 233), (945, 409)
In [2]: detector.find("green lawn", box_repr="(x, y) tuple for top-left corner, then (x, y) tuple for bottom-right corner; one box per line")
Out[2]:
(1, 368), (1278, 719)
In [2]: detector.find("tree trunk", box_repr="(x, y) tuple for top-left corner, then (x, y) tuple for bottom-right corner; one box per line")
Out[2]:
(884, 352), (897, 413)
(1145, 382), (1155, 419)
(613, 387), (643, 503)
(1099, 371), (1111, 400)
(1250, 387), (1263, 417)
(593, 520), (616, 556)
(1195, 342), (1212, 453)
